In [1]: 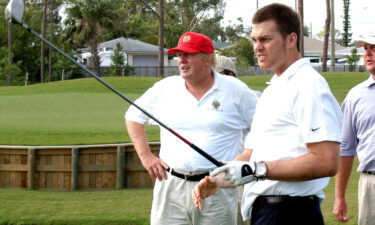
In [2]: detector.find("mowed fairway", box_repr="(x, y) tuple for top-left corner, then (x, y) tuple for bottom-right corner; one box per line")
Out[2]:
(0, 77), (162, 145)
(0, 72), (369, 224)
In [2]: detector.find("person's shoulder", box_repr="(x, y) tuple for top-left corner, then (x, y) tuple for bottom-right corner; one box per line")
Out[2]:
(154, 75), (182, 86)
(293, 63), (327, 85)
(218, 73), (248, 87)
(345, 77), (370, 99)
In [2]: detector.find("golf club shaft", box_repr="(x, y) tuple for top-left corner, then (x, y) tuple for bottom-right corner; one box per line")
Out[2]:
(18, 22), (224, 167)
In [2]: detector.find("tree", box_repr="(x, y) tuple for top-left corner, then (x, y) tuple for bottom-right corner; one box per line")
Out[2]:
(106, 43), (132, 77)
(322, 0), (331, 72)
(219, 37), (255, 66)
(7, 21), (13, 85)
(342, 0), (352, 47)
(330, 0), (335, 70)
(64, 0), (118, 76)
(0, 47), (22, 85)
(40, 0), (49, 83)
(298, 0), (304, 57)
(346, 48), (360, 72)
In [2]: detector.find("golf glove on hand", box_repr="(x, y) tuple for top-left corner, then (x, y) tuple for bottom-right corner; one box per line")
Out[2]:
(210, 161), (255, 186)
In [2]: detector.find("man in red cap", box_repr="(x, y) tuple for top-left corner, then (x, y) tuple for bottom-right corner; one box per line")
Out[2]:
(125, 31), (259, 224)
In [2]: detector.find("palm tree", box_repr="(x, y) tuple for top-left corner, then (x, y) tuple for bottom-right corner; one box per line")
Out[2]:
(40, 0), (48, 83)
(298, 0), (304, 57)
(346, 48), (361, 72)
(322, 0), (331, 72)
(65, 0), (117, 76)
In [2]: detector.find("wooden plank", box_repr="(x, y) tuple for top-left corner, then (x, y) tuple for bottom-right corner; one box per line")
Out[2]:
(37, 164), (71, 171)
(9, 171), (17, 188)
(37, 149), (71, 155)
(45, 155), (52, 165)
(0, 171), (10, 187)
(27, 147), (36, 191)
(46, 171), (52, 188)
(124, 164), (148, 171)
(80, 148), (117, 154)
(80, 165), (116, 172)
(116, 146), (125, 189)
(71, 148), (79, 190)
(34, 171), (40, 189)
(64, 172), (71, 190)
(95, 154), (102, 188)
(0, 149), (28, 155)
(0, 164), (28, 171)
(20, 171), (28, 188)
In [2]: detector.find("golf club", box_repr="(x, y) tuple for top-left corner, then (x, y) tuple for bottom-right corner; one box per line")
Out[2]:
(4, 0), (224, 167)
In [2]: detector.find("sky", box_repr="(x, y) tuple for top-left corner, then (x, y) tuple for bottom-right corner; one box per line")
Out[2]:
(223, 0), (375, 40)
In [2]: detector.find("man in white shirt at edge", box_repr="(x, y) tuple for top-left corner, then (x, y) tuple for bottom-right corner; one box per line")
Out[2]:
(192, 3), (342, 225)
(125, 31), (258, 225)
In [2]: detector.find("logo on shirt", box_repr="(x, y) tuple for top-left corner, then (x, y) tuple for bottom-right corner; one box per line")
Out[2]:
(212, 100), (220, 110)
(311, 127), (320, 132)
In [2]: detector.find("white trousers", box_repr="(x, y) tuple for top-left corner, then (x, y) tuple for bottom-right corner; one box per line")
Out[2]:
(358, 173), (375, 225)
(151, 173), (238, 225)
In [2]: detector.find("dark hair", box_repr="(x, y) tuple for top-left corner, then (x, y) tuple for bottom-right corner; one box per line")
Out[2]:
(221, 69), (236, 77)
(252, 3), (301, 52)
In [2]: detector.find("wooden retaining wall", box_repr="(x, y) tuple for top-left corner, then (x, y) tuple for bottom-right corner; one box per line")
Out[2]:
(0, 143), (160, 190)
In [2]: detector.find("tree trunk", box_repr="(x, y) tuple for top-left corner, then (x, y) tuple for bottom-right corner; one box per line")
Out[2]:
(7, 22), (13, 85)
(330, 0), (335, 71)
(48, 0), (55, 82)
(40, 0), (49, 83)
(322, 0), (331, 72)
(89, 39), (101, 76)
(158, 0), (165, 77)
(298, 0), (304, 57)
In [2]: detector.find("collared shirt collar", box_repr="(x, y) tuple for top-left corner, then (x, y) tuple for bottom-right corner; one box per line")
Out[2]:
(211, 69), (222, 91)
(365, 74), (375, 87)
(267, 58), (309, 85)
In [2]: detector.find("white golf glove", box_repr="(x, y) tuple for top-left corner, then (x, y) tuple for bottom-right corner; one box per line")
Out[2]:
(210, 161), (255, 186)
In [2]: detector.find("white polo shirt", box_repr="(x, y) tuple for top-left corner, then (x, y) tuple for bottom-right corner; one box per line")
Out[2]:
(125, 71), (258, 171)
(241, 58), (342, 220)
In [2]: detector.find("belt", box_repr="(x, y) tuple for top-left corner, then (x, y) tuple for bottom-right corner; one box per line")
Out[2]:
(253, 195), (319, 207)
(169, 169), (209, 181)
(363, 171), (375, 175)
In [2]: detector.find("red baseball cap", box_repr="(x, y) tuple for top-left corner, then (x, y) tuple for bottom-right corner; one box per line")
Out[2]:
(167, 32), (214, 54)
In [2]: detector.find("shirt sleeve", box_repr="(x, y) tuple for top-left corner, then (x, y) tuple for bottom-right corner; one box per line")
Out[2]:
(292, 76), (342, 144)
(238, 88), (259, 129)
(124, 82), (160, 125)
(340, 93), (358, 156)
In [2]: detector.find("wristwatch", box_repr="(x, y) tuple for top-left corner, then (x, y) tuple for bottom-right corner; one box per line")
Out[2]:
(254, 161), (267, 180)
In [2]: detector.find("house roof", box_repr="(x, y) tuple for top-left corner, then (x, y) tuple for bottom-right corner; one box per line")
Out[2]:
(99, 37), (168, 54)
(304, 36), (346, 55)
(335, 46), (364, 56)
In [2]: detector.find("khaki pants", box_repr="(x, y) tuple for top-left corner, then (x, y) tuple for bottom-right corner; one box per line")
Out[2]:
(151, 173), (238, 225)
(358, 173), (375, 225)
(237, 186), (250, 225)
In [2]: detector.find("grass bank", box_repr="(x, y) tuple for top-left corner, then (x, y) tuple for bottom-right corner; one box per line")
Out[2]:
(0, 73), (368, 145)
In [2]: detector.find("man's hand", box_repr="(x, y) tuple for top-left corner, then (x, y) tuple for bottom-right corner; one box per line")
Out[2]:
(192, 176), (221, 210)
(140, 152), (169, 181)
(333, 197), (350, 222)
(211, 161), (255, 186)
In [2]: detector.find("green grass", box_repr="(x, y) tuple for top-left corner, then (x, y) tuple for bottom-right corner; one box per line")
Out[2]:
(0, 77), (161, 145)
(0, 188), (152, 225)
(1, 73), (368, 145)
(0, 73), (370, 224)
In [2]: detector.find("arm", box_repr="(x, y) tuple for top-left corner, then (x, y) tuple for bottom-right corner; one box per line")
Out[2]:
(126, 120), (169, 180)
(192, 149), (252, 209)
(265, 141), (340, 181)
(333, 156), (354, 223)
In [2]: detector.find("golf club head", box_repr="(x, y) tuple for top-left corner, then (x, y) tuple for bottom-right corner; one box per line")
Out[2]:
(4, 0), (25, 24)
